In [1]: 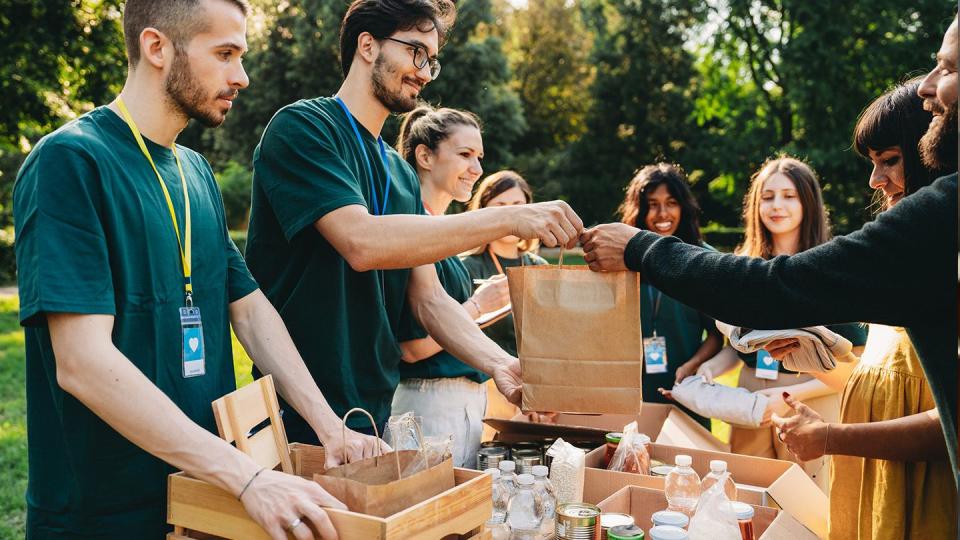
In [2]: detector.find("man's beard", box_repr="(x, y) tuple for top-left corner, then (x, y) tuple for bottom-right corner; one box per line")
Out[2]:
(919, 98), (958, 172)
(165, 50), (232, 128)
(371, 53), (418, 114)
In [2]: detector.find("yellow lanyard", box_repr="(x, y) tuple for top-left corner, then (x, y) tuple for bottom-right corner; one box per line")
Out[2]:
(116, 97), (193, 304)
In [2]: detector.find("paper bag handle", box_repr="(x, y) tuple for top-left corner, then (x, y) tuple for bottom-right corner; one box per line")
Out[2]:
(341, 408), (385, 468)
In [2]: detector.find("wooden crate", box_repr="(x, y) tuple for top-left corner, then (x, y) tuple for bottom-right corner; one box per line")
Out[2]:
(167, 469), (490, 539)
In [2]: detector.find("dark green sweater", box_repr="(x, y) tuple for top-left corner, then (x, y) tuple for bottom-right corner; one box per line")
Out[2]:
(624, 173), (958, 484)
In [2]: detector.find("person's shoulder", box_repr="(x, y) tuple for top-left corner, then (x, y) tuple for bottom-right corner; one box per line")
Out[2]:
(17, 108), (120, 183)
(263, 97), (342, 138)
(30, 108), (116, 159)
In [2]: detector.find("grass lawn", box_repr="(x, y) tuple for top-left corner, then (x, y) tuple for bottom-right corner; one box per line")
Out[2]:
(0, 296), (26, 539)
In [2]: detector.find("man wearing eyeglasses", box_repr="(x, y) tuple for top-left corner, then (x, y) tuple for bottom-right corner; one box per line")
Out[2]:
(245, 0), (583, 442)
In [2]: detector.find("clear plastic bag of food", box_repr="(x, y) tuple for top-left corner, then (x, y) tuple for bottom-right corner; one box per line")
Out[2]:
(607, 421), (651, 475)
(688, 472), (740, 540)
(546, 438), (585, 504)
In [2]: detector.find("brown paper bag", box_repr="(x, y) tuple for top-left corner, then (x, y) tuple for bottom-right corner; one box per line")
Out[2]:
(507, 264), (643, 414)
(312, 409), (456, 517)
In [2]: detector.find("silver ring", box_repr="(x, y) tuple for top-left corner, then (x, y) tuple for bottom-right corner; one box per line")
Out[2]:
(777, 430), (786, 443)
(287, 517), (303, 531)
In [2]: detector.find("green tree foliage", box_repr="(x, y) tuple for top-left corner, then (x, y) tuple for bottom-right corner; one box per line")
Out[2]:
(559, 0), (707, 226)
(698, 0), (953, 231)
(0, 0), (125, 228)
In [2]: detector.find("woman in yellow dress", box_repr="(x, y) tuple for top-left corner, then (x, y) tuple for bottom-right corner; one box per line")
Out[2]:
(773, 78), (956, 539)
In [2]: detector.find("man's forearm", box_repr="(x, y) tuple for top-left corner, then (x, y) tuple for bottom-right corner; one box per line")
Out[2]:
(827, 410), (947, 461)
(317, 205), (516, 271)
(412, 281), (507, 376)
(230, 290), (342, 440)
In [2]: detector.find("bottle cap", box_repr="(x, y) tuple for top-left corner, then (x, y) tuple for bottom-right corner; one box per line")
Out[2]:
(484, 468), (501, 479)
(651, 510), (689, 528)
(499, 460), (516, 472)
(516, 473), (535, 486)
(649, 525), (688, 540)
(675, 455), (692, 467)
(732, 502), (755, 520)
(709, 459), (727, 473)
(532, 465), (549, 477)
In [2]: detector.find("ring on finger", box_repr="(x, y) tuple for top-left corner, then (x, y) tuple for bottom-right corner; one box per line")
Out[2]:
(286, 517), (304, 531)
(777, 430), (786, 443)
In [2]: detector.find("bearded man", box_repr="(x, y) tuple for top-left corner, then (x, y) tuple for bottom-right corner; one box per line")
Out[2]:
(245, 0), (584, 441)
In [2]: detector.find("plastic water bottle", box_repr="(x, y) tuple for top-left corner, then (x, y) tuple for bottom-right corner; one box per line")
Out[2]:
(506, 473), (543, 539)
(499, 460), (518, 498)
(532, 465), (556, 538)
(664, 455), (700, 516)
(700, 459), (737, 501)
(484, 468), (509, 524)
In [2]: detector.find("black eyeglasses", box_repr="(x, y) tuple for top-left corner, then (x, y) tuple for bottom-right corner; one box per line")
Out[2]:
(383, 37), (441, 80)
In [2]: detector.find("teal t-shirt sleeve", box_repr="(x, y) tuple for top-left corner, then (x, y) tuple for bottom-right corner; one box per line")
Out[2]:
(253, 107), (367, 242)
(15, 143), (116, 326)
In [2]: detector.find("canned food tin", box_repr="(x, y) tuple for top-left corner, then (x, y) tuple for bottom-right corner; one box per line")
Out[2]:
(608, 524), (646, 540)
(477, 446), (509, 471)
(600, 512), (635, 536)
(556, 502), (601, 540)
(650, 464), (674, 477)
(512, 441), (542, 453)
(514, 449), (543, 474)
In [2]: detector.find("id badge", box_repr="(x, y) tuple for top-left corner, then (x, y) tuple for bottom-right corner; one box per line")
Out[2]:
(755, 349), (780, 380)
(180, 306), (205, 378)
(643, 336), (668, 374)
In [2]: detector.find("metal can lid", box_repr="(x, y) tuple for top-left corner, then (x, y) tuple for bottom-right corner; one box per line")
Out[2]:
(558, 502), (601, 518)
(608, 524), (646, 540)
(649, 525), (689, 540)
(651, 510), (689, 528)
(731, 502), (755, 520)
(600, 512), (635, 528)
(606, 432), (623, 444)
(650, 465), (674, 477)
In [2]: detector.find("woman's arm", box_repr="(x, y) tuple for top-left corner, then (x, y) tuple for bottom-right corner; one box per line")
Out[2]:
(774, 396), (947, 462)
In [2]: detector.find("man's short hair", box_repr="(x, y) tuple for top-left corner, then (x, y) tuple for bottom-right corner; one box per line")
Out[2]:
(339, 0), (456, 77)
(123, 0), (249, 67)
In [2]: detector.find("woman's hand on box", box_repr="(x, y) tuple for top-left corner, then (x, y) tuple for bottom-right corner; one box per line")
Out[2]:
(240, 468), (344, 540)
(772, 393), (828, 461)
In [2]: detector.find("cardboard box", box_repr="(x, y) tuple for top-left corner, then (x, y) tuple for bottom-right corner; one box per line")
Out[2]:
(582, 444), (828, 538)
(597, 485), (818, 540)
(483, 403), (728, 452)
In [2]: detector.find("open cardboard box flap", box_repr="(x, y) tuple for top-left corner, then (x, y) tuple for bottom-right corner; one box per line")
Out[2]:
(598, 485), (818, 540)
(483, 403), (727, 452)
(583, 444), (827, 538)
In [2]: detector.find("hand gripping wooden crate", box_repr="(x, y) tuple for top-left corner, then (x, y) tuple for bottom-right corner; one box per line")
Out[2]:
(166, 375), (492, 539)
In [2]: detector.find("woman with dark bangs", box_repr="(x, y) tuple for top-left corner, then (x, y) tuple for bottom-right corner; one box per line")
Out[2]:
(618, 163), (722, 430)
(777, 78), (955, 540)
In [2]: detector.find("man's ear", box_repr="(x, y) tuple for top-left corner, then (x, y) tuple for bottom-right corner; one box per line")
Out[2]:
(138, 27), (173, 70)
(356, 31), (380, 65)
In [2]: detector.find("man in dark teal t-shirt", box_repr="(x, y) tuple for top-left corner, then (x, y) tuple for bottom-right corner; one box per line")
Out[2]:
(246, 0), (585, 439)
(14, 1), (379, 537)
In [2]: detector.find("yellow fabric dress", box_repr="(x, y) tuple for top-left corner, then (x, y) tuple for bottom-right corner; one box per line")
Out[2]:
(828, 325), (957, 540)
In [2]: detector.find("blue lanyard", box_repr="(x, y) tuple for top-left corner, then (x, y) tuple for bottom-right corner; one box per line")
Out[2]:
(647, 285), (662, 337)
(335, 96), (392, 216)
